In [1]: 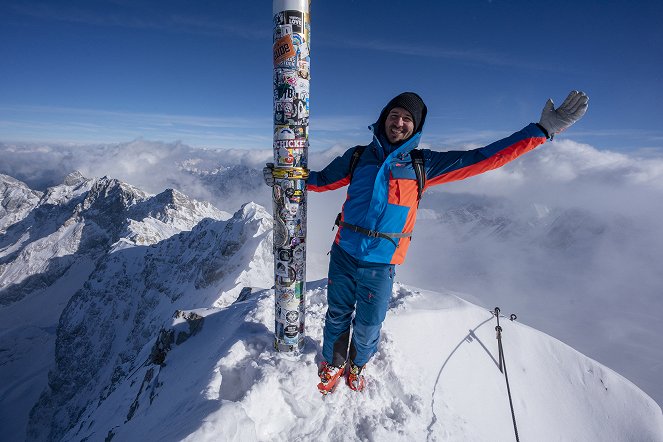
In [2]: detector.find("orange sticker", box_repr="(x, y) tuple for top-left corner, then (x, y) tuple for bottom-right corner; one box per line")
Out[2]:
(273, 34), (296, 66)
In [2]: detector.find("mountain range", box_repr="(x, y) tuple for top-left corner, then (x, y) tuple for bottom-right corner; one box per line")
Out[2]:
(1, 171), (662, 441)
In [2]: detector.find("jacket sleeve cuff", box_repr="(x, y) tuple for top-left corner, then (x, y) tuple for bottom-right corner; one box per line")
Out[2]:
(535, 123), (551, 139)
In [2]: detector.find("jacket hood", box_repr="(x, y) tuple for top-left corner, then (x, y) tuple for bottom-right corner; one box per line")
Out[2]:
(369, 92), (428, 154)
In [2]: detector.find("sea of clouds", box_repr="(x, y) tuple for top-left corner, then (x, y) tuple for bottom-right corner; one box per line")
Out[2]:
(2, 138), (662, 406)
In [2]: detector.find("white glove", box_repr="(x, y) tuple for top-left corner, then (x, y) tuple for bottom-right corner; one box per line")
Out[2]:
(263, 163), (275, 187)
(538, 90), (589, 138)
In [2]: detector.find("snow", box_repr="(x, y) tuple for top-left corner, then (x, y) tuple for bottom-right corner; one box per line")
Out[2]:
(63, 283), (663, 442)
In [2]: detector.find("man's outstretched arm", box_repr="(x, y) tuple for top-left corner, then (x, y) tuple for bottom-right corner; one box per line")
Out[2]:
(306, 147), (357, 192)
(423, 91), (588, 188)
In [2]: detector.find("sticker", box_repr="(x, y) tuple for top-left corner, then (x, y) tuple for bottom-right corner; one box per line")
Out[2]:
(284, 334), (298, 346)
(273, 215), (288, 248)
(273, 11), (284, 26)
(295, 262), (305, 280)
(284, 324), (298, 338)
(277, 266), (296, 284)
(279, 298), (303, 313)
(273, 35), (296, 67)
(275, 126), (295, 142)
(295, 96), (308, 118)
(278, 179), (295, 192)
(298, 59), (310, 79)
(273, 23), (293, 41)
(292, 125), (308, 139)
(274, 125), (306, 140)
(274, 83), (295, 101)
(287, 13), (303, 32)
(280, 199), (299, 220)
(274, 138), (306, 149)
(295, 77), (309, 96)
(274, 99), (297, 125)
(275, 145), (294, 165)
(289, 71), (301, 87)
(293, 243), (305, 261)
(289, 235), (303, 248)
(285, 310), (299, 324)
(286, 218), (305, 238)
(292, 34), (309, 59)
(275, 261), (289, 277)
(274, 11), (304, 33)
(274, 144), (306, 167)
(278, 248), (292, 262)
(277, 288), (295, 303)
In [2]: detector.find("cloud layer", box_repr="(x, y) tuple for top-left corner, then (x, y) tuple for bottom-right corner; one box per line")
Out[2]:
(2, 137), (663, 406)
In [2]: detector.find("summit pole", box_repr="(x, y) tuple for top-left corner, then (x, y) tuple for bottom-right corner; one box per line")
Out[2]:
(272, 0), (311, 353)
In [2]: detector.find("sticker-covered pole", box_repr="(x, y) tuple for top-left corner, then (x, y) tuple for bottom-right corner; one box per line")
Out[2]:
(272, 0), (310, 353)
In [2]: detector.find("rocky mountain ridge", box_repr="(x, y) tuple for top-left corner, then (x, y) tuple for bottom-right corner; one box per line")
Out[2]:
(0, 172), (243, 441)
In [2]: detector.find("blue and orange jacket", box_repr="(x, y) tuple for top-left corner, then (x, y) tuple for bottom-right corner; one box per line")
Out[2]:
(307, 123), (548, 264)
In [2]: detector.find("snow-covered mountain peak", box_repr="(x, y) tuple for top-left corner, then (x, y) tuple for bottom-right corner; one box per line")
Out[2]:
(0, 174), (42, 233)
(0, 172), (266, 440)
(79, 175), (148, 213)
(23, 199), (274, 441)
(236, 201), (272, 234)
(38, 172), (94, 207)
(53, 284), (663, 442)
(61, 170), (88, 187)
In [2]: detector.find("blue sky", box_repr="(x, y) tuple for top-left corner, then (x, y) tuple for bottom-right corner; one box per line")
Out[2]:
(1, 0), (662, 153)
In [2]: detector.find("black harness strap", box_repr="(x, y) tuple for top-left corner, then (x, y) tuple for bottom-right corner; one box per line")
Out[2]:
(334, 213), (411, 248)
(348, 145), (366, 182)
(409, 148), (426, 201)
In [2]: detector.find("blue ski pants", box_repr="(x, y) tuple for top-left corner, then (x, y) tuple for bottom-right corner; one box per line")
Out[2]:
(322, 242), (396, 367)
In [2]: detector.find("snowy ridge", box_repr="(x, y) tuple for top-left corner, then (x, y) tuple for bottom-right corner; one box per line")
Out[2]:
(0, 172), (230, 305)
(26, 202), (274, 441)
(58, 283), (663, 442)
(0, 172), (233, 441)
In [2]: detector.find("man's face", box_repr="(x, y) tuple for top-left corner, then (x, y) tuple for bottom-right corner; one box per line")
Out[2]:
(384, 107), (415, 144)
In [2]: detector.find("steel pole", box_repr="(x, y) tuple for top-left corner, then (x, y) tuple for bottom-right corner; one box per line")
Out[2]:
(272, 0), (310, 353)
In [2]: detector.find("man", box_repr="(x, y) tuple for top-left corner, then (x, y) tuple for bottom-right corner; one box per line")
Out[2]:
(264, 91), (588, 394)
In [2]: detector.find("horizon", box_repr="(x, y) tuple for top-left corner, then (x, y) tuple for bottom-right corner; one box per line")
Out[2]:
(1, 1), (662, 154)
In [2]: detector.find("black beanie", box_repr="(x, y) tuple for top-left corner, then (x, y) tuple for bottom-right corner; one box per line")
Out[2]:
(379, 92), (427, 135)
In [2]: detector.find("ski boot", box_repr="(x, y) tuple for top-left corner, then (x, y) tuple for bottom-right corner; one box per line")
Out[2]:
(346, 360), (365, 392)
(317, 361), (346, 395)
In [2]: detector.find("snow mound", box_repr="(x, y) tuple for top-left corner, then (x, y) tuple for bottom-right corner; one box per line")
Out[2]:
(63, 283), (663, 442)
